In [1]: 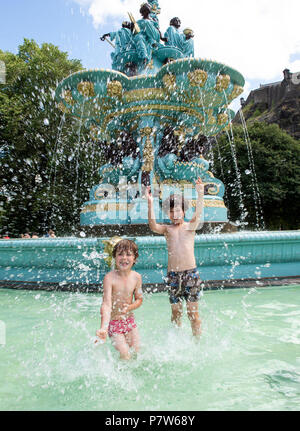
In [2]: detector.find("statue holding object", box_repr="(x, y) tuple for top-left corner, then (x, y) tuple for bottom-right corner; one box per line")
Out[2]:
(182, 28), (195, 57)
(100, 21), (135, 71)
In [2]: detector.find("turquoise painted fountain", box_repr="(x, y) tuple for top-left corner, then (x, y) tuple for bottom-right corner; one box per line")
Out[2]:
(1, 0), (300, 290)
(55, 1), (245, 228)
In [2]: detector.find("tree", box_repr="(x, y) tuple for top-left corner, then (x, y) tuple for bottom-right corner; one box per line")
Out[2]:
(211, 122), (300, 230)
(0, 39), (103, 236)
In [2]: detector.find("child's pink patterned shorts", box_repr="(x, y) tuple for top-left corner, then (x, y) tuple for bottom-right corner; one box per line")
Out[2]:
(108, 316), (137, 338)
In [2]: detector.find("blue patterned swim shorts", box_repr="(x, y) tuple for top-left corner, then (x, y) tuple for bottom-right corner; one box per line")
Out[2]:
(165, 268), (202, 304)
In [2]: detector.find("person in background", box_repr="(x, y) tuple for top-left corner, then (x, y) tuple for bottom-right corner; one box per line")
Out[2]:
(21, 233), (31, 239)
(45, 229), (56, 238)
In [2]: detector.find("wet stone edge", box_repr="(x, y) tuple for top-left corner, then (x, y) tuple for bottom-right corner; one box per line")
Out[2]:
(0, 277), (300, 293)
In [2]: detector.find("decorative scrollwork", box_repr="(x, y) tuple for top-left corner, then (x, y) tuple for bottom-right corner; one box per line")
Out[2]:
(141, 127), (154, 172)
(107, 80), (123, 98)
(63, 89), (75, 105)
(187, 69), (208, 87)
(163, 73), (177, 92)
(215, 74), (231, 92)
(206, 109), (216, 125)
(57, 102), (70, 113)
(217, 113), (228, 125)
(228, 84), (243, 101)
(77, 81), (95, 97)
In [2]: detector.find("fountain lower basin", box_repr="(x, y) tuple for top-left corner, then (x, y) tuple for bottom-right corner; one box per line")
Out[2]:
(1, 231), (300, 290)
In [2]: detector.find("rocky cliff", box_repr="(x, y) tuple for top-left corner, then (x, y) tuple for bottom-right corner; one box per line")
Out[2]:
(234, 69), (300, 140)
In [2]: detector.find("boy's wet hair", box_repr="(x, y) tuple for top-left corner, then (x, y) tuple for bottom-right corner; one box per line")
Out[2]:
(162, 193), (190, 215)
(112, 239), (139, 261)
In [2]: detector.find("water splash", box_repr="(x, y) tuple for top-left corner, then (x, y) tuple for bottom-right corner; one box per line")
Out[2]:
(239, 109), (265, 230)
(48, 113), (66, 199)
(1, 286), (300, 411)
(225, 127), (247, 226)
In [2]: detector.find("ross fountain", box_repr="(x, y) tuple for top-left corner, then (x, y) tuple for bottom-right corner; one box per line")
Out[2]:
(1, 6), (300, 411)
(0, 0), (300, 291)
(55, 2), (244, 234)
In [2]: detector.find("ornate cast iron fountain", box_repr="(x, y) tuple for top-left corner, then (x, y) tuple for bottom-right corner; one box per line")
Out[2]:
(55, 1), (245, 230)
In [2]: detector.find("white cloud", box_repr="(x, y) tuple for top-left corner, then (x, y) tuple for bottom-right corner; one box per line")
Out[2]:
(73, 0), (139, 25)
(72, 0), (300, 98)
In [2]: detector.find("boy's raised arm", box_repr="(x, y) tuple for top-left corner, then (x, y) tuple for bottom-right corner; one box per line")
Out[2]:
(146, 186), (167, 235)
(189, 177), (204, 231)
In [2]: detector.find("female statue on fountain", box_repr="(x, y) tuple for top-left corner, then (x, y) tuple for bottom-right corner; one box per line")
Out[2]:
(135, 2), (167, 66)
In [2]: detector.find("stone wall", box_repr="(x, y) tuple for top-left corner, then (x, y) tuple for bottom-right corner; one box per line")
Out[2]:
(1, 232), (300, 287)
(234, 69), (300, 139)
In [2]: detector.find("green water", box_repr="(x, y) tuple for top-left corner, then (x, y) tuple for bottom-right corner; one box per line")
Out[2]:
(0, 286), (299, 411)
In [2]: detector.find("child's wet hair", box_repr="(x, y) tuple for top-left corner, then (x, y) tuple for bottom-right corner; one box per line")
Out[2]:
(112, 239), (139, 261)
(162, 193), (190, 214)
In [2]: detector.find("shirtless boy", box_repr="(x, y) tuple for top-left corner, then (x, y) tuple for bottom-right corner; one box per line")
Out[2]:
(146, 178), (204, 339)
(96, 239), (143, 360)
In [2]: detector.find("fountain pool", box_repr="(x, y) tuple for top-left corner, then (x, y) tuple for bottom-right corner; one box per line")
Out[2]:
(0, 285), (299, 411)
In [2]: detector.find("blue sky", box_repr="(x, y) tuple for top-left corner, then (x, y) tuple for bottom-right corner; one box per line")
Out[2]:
(0, 0), (112, 70)
(1, 0), (300, 112)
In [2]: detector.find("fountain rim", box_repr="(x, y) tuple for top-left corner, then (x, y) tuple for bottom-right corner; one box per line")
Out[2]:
(1, 231), (300, 248)
(55, 57), (245, 101)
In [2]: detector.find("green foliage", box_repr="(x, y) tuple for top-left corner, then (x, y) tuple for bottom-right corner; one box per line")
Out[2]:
(211, 122), (300, 230)
(0, 39), (103, 236)
(240, 101), (253, 115)
(253, 108), (262, 118)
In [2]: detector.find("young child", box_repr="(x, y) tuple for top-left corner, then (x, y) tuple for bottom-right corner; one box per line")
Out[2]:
(96, 239), (143, 360)
(146, 178), (204, 339)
